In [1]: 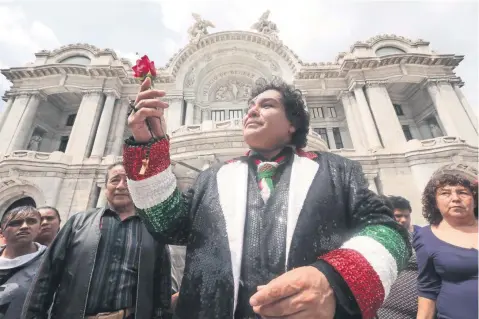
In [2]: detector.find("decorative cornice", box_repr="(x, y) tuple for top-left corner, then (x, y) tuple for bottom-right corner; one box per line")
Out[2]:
(1, 64), (130, 82)
(35, 43), (119, 60)
(351, 34), (430, 52)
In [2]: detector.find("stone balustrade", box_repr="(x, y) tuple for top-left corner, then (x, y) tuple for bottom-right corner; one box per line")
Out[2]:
(0, 135), (474, 168)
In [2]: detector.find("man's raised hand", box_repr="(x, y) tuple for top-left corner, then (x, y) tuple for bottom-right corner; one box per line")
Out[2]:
(128, 77), (168, 143)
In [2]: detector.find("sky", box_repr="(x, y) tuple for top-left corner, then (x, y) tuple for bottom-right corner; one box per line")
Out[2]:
(0, 0), (477, 114)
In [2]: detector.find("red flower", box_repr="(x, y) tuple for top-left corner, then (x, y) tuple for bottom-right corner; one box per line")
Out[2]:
(132, 55), (157, 79)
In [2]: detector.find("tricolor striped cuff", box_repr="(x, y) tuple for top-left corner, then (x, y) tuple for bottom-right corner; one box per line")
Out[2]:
(320, 225), (408, 319)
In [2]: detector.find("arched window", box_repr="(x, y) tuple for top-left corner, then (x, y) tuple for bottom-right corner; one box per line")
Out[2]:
(59, 55), (91, 65)
(375, 46), (406, 57)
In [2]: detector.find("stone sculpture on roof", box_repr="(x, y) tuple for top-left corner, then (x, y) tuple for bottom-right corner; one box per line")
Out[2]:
(251, 10), (280, 42)
(188, 13), (215, 44)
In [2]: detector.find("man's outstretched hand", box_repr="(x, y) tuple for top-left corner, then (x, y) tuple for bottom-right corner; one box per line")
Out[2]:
(250, 266), (336, 319)
(128, 77), (168, 143)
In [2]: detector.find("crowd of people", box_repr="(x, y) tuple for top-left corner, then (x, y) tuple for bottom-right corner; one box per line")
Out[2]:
(0, 79), (476, 319)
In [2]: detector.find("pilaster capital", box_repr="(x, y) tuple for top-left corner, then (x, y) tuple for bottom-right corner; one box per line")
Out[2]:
(422, 77), (460, 89)
(104, 89), (120, 99)
(338, 91), (353, 100)
(81, 89), (103, 96)
(10, 90), (47, 101)
(364, 171), (378, 180)
(365, 80), (388, 88)
(348, 81), (366, 91)
(164, 95), (183, 103)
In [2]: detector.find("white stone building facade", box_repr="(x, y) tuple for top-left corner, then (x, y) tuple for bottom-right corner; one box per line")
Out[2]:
(0, 21), (477, 224)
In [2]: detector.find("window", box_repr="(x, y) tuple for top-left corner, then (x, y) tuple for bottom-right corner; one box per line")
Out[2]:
(328, 107), (337, 118)
(375, 46), (406, 57)
(393, 104), (404, 116)
(59, 55), (91, 65)
(66, 114), (77, 126)
(311, 107), (324, 119)
(333, 127), (344, 149)
(402, 125), (413, 141)
(211, 110), (226, 121)
(58, 136), (69, 152)
(313, 128), (330, 148)
(229, 109), (243, 119)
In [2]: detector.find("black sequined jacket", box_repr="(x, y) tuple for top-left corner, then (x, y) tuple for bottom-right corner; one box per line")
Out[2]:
(123, 137), (411, 319)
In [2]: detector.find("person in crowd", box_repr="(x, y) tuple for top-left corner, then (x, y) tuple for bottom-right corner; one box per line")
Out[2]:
(34, 206), (61, 247)
(377, 195), (418, 318)
(389, 196), (421, 234)
(0, 206), (46, 319)
(414, 163), (478, 319)
(122, 77), (410, 319)
(22, 163), (174, 319)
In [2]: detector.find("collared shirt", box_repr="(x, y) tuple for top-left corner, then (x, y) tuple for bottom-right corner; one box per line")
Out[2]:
(85, 208), (142, 315)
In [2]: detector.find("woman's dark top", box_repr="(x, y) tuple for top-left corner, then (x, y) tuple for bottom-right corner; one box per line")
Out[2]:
(414, 225), (478, 319)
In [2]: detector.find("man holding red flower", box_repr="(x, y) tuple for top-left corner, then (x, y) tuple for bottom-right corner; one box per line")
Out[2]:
(122, 56), (411, 319)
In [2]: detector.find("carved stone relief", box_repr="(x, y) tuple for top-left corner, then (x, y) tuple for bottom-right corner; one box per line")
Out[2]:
(202, 70), (257, 98)
(184, 66), (196, 88)
(213, 80), (252, 102)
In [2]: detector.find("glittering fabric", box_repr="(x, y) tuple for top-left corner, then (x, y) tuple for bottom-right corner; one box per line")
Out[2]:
(123, 137), (170, 180)
(357, 225), (409, 271)
(123, 139), (410, 319)
(321, 248), (385, 319)
(235, 159), (291, 318)
(377, 232), (418, 319)
(342, 235), (398, 297)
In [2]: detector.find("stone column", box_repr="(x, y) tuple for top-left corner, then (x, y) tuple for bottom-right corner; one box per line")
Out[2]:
(0, 96), (15, 132)
(185, 100), (195, 126)
(8, 93), (43, 152)
(91, 92), (118, 158)
(110, 98), (130, 156)
(96, 185), (108, 208)
(341, 92), (366, 151)
(66, 90), (104, 163)
(165, 96), (183, 134)
(353, 86), (382, 150)
(426, 81), (477, 145)
(326, 128), (336, 150)
(365, 82), (406, 149)
(453, 84), (478, 133)
(202, 109), (211, 121)
(366, 174), (378, 194)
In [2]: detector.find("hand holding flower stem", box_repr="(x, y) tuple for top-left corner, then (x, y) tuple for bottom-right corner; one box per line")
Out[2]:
(129, 55), (168, 174)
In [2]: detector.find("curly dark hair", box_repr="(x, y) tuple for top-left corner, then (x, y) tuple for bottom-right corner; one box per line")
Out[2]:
(389, 196), (412, 212)
(422, 169), (478, 225)
(250, 79), (310, 149)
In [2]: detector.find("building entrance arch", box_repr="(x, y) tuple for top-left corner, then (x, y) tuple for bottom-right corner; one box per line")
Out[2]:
(0, 179), (45, 218)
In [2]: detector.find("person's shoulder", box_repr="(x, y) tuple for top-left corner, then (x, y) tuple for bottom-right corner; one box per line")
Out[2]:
(306, 151), (358, 171)
(412, 225), (432, 249)
(65, 208), (103, 228)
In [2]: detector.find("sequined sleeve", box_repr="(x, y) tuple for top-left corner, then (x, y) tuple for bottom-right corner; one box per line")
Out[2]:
(123, 137), (191, 244)
(319, 161), (411, 319)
